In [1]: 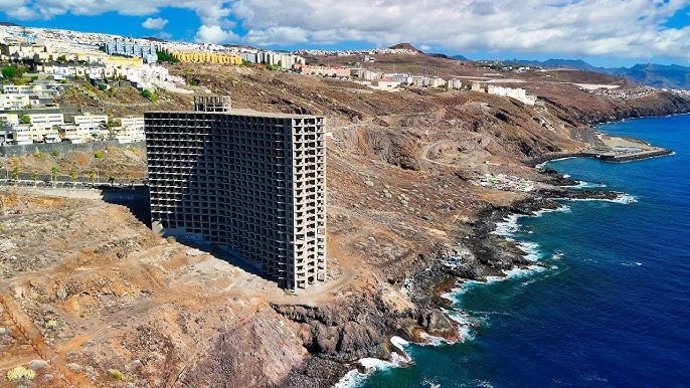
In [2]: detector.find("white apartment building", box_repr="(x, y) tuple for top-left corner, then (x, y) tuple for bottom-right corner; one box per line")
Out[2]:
(73, 113), (108, 127)
(120, 116), (145, 130)
(1, 84), (34, 95)
(487, 85), (538, 106)
(68, 114), (108, 140)
(24, 113), (64, 141)
(371, 79), (401, 90)
(10, 125), (33, 145)
(114, 116), (146, 143)
(0, 113), (19, 126)
(355, 69), (381, 82)
(448, 79), (463, 90)
(0, 94), (30, 110)
(430, 77), (447, 88)
(27, 113), (64, 128)
(257, 51), (305, 69)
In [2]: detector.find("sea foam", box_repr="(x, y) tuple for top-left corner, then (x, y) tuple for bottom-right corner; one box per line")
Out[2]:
(333, 336), (412, 388)
(567, 193), (638, 204)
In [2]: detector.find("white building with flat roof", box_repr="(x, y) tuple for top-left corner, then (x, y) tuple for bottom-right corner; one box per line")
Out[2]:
(11, 125), (33, 145)
(26, 113), (64, 127)
(114, 116), (146, 143)
(0, 94), (30, 110)
(487, 85), (538, 106)
(0, 113), (19, 126)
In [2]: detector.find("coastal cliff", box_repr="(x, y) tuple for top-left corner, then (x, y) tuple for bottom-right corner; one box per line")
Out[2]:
(2, 57), (690, 387)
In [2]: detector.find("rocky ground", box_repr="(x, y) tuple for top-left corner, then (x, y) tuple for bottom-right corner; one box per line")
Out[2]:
(2, 55), (690, 387)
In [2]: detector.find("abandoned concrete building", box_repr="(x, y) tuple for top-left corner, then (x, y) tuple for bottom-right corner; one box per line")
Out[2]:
(144, 96), (326, 290)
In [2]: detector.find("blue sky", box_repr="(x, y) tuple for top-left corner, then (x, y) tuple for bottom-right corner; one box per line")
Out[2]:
(2, 1), (690, 67)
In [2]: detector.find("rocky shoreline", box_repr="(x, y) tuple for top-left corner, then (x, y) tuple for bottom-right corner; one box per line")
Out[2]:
(279, 162), (625, 388)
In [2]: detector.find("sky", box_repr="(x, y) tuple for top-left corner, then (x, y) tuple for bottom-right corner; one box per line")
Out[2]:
(2, 0), (690, 67)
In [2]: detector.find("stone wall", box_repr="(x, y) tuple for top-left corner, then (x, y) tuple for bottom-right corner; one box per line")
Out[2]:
(0, 141), (145, 158)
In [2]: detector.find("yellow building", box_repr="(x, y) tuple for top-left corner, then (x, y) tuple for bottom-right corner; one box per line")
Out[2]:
(75, 52), (144, 67)
(171, 51), (242, 65)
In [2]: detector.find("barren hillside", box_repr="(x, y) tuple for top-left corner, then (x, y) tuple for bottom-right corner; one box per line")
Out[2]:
(2, 56), (690, 387)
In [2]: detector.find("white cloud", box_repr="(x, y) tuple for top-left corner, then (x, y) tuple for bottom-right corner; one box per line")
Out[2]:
(142, 17), (168, 30)
(3, 0), (690, 60)
(245, 26), (309, 46)
(195, 24), (238, 44)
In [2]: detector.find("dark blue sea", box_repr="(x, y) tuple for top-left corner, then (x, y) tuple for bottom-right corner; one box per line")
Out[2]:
(352, 115), (690, 387)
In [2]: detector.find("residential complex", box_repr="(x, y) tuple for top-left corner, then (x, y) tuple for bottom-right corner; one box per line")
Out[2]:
(144, 96), (327, 290)
(105, 41), (157, 63)
(297, 64), (350, 78)
(0, 111), (145, 145)
(171, 51), (243, 65)
(472, 83), (538, 106)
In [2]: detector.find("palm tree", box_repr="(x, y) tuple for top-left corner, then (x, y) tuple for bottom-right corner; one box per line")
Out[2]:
(50, 166), (59, 187)
(10, 166), (20, 183)
(69, 169), (78, 186)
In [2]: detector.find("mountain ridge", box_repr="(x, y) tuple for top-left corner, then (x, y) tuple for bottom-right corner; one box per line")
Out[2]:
(506, 58), (690, 89)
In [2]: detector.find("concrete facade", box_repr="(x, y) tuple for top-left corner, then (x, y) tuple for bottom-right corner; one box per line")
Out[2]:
(105, 41), (157, 63)
(144, 97), (326, 290)
(171, 51), (243, 65)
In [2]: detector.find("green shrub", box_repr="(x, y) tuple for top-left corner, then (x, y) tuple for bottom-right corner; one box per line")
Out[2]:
(44, 319), (58, 330)
(94, 150), (105, 159)
(50, 150), (60, 157)
(1, 65), (25, 80)
(140, 89), (159, 102)
(108, 369), (125, 381)
(157, 50), (180, 64)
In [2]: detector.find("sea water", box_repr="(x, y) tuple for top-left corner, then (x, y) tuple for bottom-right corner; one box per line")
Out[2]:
(358, 115), (690, 387)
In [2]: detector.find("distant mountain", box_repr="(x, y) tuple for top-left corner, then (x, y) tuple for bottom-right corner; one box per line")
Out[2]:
(142, 36), (166, 42)
(389, 43), (423, 53)
(506, 58), (690, 89)
(606, 63), (690, 89)
(451, 54), (469, 61)
(0, 21), (21, 27)
(507, 58), (598, 71)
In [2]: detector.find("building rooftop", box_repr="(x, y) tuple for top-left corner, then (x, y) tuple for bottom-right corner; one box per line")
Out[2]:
(146, 108), (323, 120)
(147, 96), (323, 120)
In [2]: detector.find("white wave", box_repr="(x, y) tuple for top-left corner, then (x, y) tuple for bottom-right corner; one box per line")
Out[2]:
(390, 336), (410, 351)
(621, 261), (643, 267)
(491, 214), (521, 237)
(333, 369), (367, 388)
(569, 180), (607, 189)
(535, 156), (576, 170)
(567, 193), (638, 204)
(419, 332), (455, 346)
(333, 337), (412, 387)
(612, 193), (639, 204)
(533, 204), (571, 217)
(501, 265), (547, 279)
(551, 250), (565, 260)
(562, 174), (571, 179)
(453, 265), (548, 295)
(516, 241), (542, 261)
(422, 379), (442, 388)
(446, 310), (475, 341)
(334, 357), (407, 388)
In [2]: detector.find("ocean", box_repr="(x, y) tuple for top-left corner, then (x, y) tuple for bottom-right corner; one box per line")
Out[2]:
(354, 115), (690, 387)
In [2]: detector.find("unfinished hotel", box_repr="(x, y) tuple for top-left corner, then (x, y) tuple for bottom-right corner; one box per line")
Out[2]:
(144, 96), (326, 290)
